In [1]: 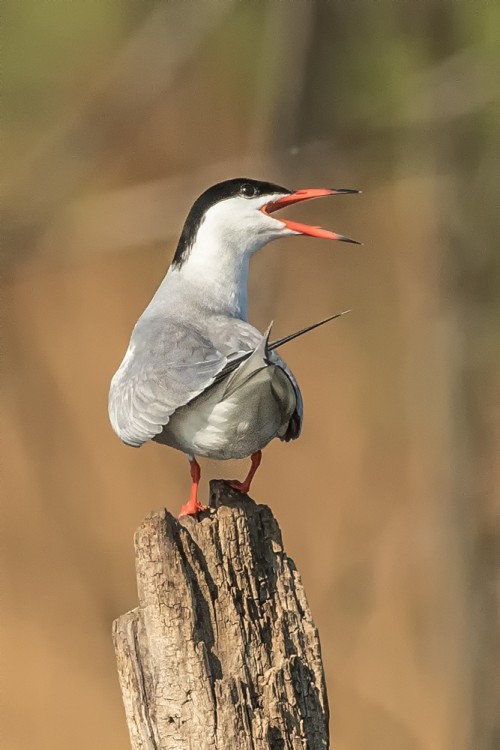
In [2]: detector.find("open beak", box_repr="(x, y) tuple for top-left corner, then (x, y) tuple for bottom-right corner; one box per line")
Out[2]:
(261, 188), (361, 244)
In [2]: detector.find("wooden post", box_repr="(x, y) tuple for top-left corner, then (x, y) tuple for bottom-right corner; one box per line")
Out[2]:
(113, 480), (329, 749)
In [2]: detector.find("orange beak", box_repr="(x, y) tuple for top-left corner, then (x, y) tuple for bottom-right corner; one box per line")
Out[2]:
(261, 188), (361, 244)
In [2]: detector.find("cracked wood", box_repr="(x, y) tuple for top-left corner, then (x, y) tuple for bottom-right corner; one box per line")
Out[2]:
(113, 480), (329, 749)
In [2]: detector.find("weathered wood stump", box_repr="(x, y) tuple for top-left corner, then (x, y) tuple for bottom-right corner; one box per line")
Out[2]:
(113, 480), (329, 749)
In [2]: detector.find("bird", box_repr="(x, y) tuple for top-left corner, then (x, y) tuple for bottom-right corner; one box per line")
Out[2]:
(108, 178), (359, 516)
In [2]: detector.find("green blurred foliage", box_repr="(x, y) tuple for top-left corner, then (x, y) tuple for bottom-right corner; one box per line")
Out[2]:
(2, 2), (499, 750)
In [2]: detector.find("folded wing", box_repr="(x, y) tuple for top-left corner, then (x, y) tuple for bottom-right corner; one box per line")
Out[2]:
(108, 310), (339, 448)
(109, 317), (231, 447)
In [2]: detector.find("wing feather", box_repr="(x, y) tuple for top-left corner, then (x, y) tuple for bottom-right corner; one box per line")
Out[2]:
(109, 318), (229, 447)
(108, 314), (304, 448)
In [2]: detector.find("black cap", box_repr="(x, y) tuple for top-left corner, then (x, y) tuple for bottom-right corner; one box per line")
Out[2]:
(172, 178), (291, 269)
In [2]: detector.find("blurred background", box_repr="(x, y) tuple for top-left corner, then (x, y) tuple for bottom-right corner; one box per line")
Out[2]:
(2, 1), (499, 749)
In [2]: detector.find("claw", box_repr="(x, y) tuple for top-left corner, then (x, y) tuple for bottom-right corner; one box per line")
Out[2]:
(228, 479), (250, 494)
(178, 456), (205, 518)
(226, 451), (262, 496)
(178, 499), (207, 517)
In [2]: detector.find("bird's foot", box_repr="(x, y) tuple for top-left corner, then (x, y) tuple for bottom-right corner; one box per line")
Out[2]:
(178, 499), (207, 518)
(227, 479), (251, 495)
(226, 451), (262, 496)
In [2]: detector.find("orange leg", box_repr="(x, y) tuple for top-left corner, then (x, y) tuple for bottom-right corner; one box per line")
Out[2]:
(228, 451), (262, 495)
(178, 457), (206, 517)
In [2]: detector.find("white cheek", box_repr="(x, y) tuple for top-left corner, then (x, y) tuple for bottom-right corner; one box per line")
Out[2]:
(200, 199), (284, 252)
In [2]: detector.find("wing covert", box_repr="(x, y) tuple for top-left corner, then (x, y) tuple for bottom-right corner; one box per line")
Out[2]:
(108, 318), (229, 447)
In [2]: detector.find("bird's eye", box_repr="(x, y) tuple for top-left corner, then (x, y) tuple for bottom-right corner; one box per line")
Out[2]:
(240, 183), (257, 198)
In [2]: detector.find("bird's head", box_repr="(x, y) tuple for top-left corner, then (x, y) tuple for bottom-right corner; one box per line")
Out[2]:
(171, 177), (360, 272)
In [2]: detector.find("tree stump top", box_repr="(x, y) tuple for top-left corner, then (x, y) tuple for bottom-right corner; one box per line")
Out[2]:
(113, 480), (329, 749)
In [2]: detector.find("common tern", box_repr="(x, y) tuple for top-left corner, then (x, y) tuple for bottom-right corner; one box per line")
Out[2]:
(108, 178), (359, 516)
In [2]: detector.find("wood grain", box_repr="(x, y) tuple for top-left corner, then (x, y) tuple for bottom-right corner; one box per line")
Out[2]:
(113, 481), (329, 749)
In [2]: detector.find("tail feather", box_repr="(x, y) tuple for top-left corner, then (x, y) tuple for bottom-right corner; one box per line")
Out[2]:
(221, 324), (272, 396)
(215, 311), (350, 382)
(268, 310), (350, 351)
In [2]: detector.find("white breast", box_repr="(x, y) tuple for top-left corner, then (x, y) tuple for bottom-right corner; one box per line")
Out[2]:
(161, 364), (296, 460)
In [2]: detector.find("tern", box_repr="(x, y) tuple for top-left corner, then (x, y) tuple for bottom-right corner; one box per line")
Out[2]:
(109, 178), (359, 516)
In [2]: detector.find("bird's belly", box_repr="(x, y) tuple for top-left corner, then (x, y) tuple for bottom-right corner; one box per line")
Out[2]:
(161, 366), (295, 460)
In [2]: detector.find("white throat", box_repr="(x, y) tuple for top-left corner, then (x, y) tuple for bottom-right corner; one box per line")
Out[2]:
(167, 193), (287, 319)
(172, 231), (251, 319)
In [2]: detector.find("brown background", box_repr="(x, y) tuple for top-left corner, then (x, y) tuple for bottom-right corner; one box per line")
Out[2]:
(2, 2), (499, 749)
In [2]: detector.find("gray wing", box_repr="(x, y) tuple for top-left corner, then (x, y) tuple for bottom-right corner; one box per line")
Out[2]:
(212, 319), (303, 441)
(109, 315), (303, 448)
(109, 317), (233, 447)
(267, 349), (303, 441)
(208, 311), (349, 442)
